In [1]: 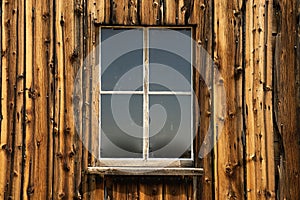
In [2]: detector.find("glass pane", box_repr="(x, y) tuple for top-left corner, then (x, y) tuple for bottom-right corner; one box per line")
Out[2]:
(101, 94), (143, 158)
(149, 95), (192, 158)
(149, 29), (192, 92)
(101, 28), (143, 91)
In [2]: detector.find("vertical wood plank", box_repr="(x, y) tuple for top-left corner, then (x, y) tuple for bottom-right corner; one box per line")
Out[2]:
(47, 0), (56, 198)
(53, 0), (66, 198)
(104, 0), (111, 24)
(81, 0), (91, 197)
(74, 0), (84, 198)
(265, 0), (275, 195)
(164, 177), (186, 200)
(213, 0), (244, 199)
(105, 177), (114, 200)
(245, 0), (276, 198)
(127, 177), (139, 200)
(164, 0), (176, 25)
(245, 0), (256, 198)
(274, 0), (300, 199)
(190, 0), (214, 199)
(30, 0), (52, 199)
(7, 0), (25, 198)
(23, 0), (34, 199)
(3, 0), (15, 195)
(62, 0), (76, 198)
(187, 179), (193, 200)
(139, 177), (163, 200)
(139, 0), (150, 25)
(114, 0), (126, 24)
(112, 178), (127, 200)
(140, 0), (162, 25)
(128, 0), (138, 25)
(177, 0), (185, 25)
(89, 0), (103, 198)
(94, 0), (105, 24)
(0, 0), (9, 198)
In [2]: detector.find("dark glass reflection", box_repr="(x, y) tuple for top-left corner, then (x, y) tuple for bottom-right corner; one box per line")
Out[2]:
(149, 95), (192, 158)
(101, 94), (143, 158)
(149, 29), (191, 92)
(101, 28), (143, 91)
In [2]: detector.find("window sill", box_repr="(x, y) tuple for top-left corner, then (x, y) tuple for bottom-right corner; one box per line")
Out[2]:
(86, 167), (203, 176)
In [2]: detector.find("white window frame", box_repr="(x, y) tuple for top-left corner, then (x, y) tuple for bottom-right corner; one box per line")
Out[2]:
(98, 26), (194, 167)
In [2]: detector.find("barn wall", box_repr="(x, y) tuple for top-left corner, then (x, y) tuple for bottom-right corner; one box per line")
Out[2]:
(0, 0), (299, 199)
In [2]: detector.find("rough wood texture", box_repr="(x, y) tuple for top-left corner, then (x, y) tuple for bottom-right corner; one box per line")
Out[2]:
(0, 0), (8, 198)
(273, 0), (300, 199)
(213, 0), (244, 199)
(189, 0), (214, 199)
(87, 167), (203, 176)
(0, 0), (299, 199)
(245, 0), (276, 199)
(140, 177), (163, 200)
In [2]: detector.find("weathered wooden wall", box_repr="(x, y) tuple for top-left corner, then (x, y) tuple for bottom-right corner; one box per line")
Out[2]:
(0, 0), (299, 199)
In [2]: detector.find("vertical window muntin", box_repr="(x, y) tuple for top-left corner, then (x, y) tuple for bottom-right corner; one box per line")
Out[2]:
(99, 27), (193, 164)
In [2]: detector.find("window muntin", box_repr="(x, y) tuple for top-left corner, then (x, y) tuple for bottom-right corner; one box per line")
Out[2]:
(99, 27), (193, 165)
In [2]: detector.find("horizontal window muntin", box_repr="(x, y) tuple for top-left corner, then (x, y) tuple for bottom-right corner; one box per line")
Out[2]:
(99, 27), (193, 165)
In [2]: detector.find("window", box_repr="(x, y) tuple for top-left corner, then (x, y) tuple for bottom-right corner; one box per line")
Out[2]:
(99, 27), (194, 167)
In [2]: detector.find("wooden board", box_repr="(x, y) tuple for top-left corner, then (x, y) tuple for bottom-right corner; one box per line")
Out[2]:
(213, 0), (244, 199)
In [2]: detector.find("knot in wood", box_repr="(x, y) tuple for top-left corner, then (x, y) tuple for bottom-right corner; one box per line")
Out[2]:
(59, 192), (65, 198)
(205, 177), (210, 183)
(129, 0), (135, 6)
(65, 127), (71, 134)
(71, 49), (79, 62)
(206, 111), (211, 117)
(60, 16), (65, 26)
(69, 151), (75, 157)
(152, 187), (157, 195)
(75, 5), (83, 15)
(153, 1), (159, 8)
(229, 111), (235, 119)
(200, 4), (205, 10)
(218, 78), (224, 84)
(225, 163), (234, 176)
(235, 66), (243, 74)
(1, 144), (7, 150)
(265, 190), (272, 198)
(27, 185), (34, 196)
(112, 1), (117, 8)
(5, 19), (10, 27)
(172, 190), (176, 195)
(181, 6), (187, 13)
(56, 152), (63, 158)
(134, 192), (139, 199)
(42, 12), (50, 20)
(64, 162), (70, 171)
(13, 170), (19, 177)
(227, 191), (238, 200)
(233, 10), (240, 17)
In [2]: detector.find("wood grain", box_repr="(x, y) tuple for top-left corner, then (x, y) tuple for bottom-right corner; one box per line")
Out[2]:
(213, 0), (244, 199)
(274, 0), (300, 199)
(245, 0), (276, 199)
